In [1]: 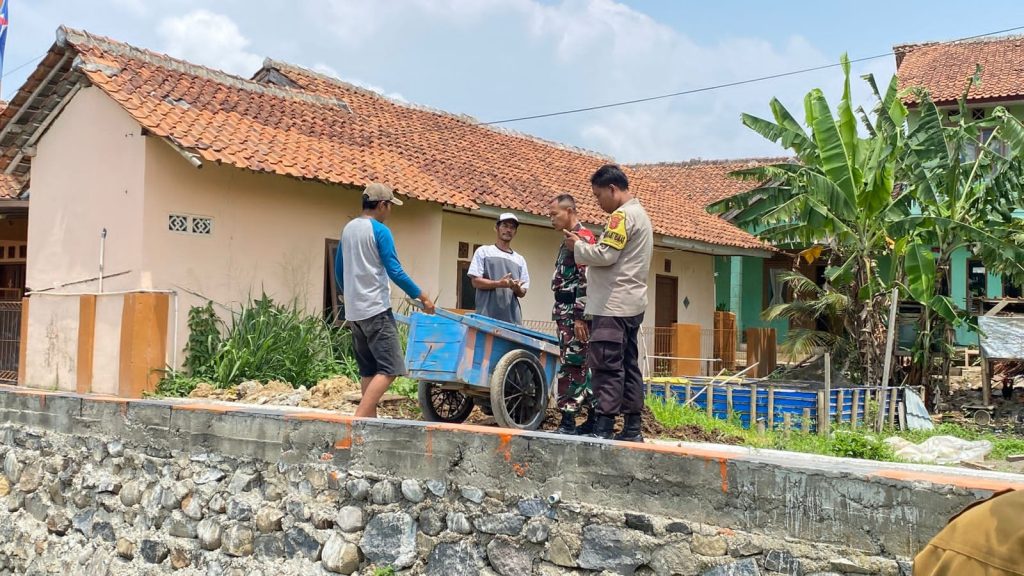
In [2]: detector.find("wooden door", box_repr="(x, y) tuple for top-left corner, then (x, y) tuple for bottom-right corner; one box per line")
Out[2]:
(654, 276), (678, 375)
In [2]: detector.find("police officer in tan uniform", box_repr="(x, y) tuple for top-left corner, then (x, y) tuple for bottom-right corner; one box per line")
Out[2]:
(564, 164), (653, 441)
(913, 488), (1024, 575)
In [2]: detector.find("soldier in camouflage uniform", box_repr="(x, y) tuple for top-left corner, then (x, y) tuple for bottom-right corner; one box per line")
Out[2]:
(548, 194), (598, 435)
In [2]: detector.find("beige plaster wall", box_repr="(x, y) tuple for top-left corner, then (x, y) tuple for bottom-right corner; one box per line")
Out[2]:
(23, 87), (147, 389)
(27, 87), (145, 293)
(92, 295), (123, 396)
(23, 296), (78, 391)
(647, 248), (716, 330)
(140, 139), (443, 366)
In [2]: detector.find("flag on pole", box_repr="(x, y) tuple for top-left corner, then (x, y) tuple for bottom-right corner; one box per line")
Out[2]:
(0, 0), (8, 81)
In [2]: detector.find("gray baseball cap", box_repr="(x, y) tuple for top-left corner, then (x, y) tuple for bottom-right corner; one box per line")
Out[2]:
(363, 182), (403, 205)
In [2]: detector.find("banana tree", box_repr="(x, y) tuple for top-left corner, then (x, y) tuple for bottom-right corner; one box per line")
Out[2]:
(711, 56), (910, 385)
(894, 72), (1024, 397)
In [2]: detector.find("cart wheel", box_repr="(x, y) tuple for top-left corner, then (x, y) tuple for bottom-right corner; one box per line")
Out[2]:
(418, 382), (474, 423)
(490, 350), (548, 430)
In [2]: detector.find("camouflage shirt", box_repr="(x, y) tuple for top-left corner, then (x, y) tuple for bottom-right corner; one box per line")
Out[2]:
(551, 223), (597, 320)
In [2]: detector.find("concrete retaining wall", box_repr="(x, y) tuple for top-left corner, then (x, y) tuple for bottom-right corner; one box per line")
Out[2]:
(0, 385), (1021, 575)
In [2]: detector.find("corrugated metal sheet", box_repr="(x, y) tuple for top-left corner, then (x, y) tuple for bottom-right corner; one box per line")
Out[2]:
(978, 316), (1024, 360)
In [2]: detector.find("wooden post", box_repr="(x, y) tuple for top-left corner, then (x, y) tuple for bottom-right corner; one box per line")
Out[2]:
(817, 390), (829, 436)
(876, 388), (887, 432)
(672, 323), (703, 376)
(835, 389), (845, 425)
(16, 297), (29, 385)
(750, 384), (758, 431)
(881, 286), (899, 389)
(663, 381), (671, 400)
(685, 384), (692, 404)
(888, 389), (898, 428)
(707, 384), (715, 418)
(714, 311), (737, 371)
(898, 402), (907, 430)
(118, 292), (170, 398)
(646, 379), (652, 396)
(726, 385), (734, 420)
(783, 412), (792, 436)
(745, 327), (777, 378)
(77, 295), (98, 394)
(802, 408), (811, 433)
(756, 420), (766, 434)
(767, 387), (775, 431)
(852, 389), (861, 429)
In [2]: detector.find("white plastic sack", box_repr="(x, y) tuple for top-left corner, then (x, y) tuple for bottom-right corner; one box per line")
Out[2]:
(885, 435), (992, 465)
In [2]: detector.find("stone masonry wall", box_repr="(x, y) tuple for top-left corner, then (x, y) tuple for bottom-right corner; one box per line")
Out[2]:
(0, 387), (1021, 575)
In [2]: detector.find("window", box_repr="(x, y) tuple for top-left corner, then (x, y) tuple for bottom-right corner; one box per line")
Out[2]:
(168, 213), (213, 236)
(168, 214), (188, 233)
(1004, 275), (1023, 299)
(192, 217), (213, 235)
(967, 259), (987, 315)
(457, 260), (475, 311)
(324, 239), (342, 324)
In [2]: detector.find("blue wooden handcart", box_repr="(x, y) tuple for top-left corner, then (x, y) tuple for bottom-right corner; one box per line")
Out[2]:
(396, 307), (560, 430)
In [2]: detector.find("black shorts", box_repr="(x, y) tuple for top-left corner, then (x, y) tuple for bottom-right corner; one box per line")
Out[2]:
(349, 309), (406, 377)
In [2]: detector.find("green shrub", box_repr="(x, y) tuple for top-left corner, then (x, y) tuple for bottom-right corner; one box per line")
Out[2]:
(210, 295), (340, 388)
(389, 376), (418, 399)
(152, 372), (204, 398)
(184, 301), (222, 379)
(826, 429), (894, 460)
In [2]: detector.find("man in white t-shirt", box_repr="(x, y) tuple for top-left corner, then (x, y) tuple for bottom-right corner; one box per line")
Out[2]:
(468, 213), (530, 324)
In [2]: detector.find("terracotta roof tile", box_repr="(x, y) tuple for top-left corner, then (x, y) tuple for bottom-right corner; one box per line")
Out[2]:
(0, 174), (24, 199)
(896, 35), (1024, 104)
(51, 27), (765, 252)
(627, 158), (788, 207)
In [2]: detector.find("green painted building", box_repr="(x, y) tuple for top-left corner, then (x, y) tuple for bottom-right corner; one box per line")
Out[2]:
(713, 35), (1024, 348)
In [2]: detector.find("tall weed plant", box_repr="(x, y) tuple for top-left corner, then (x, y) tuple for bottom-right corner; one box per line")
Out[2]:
(183, 294), (344, 389)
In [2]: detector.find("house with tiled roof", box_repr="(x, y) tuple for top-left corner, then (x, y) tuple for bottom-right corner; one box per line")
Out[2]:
(629, 159), (805, 345)
(896, 34), (1024, 344)
(3, 27), (772, 394)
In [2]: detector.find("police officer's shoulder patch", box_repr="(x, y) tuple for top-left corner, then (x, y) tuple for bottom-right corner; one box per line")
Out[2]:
(600, 210), (627, 250)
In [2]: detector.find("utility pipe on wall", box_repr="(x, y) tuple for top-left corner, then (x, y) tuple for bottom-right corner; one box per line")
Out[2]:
(98, 228), (107, 293)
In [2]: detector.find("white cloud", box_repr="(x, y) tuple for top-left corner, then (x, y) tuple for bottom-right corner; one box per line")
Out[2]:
(311, 62), (407, 102)
(157, 9), (263, 76)
(306, 0), (897, 162)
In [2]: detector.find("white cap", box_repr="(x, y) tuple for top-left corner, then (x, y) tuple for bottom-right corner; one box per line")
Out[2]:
(497, 212), (519, 225)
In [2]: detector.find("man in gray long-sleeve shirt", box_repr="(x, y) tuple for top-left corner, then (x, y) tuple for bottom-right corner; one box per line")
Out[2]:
(563, 165), (653, 441)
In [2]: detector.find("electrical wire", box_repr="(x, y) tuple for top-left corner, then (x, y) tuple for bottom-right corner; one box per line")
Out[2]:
(388, 24), (1024, 136)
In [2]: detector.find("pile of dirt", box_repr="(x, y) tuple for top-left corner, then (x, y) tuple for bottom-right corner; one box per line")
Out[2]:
(188, 376), (363, 411)
(306, 377), (362, 410)
(189, 383), (238, 402)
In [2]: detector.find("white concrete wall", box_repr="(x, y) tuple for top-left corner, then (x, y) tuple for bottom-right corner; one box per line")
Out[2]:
(92, 295), (123, 396)
(140, 139), (444, 366)
(24, 87), (148, 388)
(647, 248), (716, 330)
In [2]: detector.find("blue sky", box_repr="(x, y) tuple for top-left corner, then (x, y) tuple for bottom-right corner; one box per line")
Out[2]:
(4, 1), (1024, 162)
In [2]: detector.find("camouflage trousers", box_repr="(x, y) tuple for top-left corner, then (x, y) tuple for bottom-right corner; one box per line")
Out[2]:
(555, 316), (593, 414)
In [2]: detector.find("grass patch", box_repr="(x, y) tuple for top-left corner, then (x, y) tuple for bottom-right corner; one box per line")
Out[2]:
(645, 395), (895, 461)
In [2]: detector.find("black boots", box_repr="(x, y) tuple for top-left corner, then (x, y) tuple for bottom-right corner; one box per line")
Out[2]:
(554, 411), (576, 435)
(614, 413), (644, 443)
(585, 414), (616, 439)
(575, 409), (598, 435)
